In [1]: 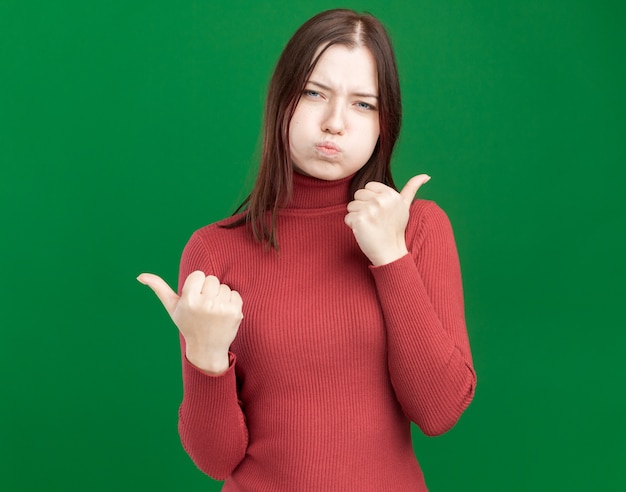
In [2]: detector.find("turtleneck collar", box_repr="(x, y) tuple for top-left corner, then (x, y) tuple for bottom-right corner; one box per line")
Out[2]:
(286, 172), (355, 210)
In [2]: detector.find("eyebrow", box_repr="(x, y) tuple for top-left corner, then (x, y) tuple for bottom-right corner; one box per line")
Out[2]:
(307, 80), (378, 100)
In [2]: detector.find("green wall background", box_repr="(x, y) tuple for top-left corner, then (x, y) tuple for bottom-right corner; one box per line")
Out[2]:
(2, 1), (625, 490)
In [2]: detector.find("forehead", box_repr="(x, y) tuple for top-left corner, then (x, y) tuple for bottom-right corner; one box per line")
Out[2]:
(309, 44), (378, 91)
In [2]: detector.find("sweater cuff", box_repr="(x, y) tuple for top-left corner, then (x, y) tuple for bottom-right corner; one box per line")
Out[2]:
(368, 253), (415, 284)
(185, 351), (236, 377)
(181, 351), (238, 407)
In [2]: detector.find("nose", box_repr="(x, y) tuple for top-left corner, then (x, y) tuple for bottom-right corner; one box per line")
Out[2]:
(321, 101), (345, 134)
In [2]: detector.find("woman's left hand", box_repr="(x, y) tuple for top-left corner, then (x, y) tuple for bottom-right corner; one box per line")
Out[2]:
(345, 174), (431, 266)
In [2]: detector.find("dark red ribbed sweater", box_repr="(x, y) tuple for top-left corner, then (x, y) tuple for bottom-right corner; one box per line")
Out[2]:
(176, 172), (476, 491)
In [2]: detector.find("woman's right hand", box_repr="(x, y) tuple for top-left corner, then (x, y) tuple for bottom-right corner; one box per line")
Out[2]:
(137, 271), (243, 375)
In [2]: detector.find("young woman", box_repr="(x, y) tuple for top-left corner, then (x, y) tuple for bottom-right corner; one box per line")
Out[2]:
(138, 9), (476, 491)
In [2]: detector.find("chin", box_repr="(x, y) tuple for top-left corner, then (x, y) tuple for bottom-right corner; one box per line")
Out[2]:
(312, 171), (346, 181)
(295, 165), (351, 181)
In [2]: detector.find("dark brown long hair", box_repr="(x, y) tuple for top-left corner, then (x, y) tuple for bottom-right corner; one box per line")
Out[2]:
(226, 9), (402, 249)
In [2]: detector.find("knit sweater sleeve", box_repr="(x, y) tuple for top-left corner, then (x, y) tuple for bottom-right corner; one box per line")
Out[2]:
(176, 231), (248, 479)
(369, 200), (476, 436)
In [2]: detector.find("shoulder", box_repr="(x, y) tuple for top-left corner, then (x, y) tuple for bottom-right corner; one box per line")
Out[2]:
(408, 199), (452, 227)
(406, 199), (456, 250)
(182, 214), (252, 273)
(189, 211), (249, 246)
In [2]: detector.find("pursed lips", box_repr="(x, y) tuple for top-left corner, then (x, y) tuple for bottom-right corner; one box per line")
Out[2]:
(315, 141), (341, 156)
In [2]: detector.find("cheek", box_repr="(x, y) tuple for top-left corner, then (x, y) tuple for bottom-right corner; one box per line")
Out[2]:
(358, 115), (379, 138)
(365, 122), (380, 151)
(359, 126), (380, 162)
(288, 112), (299, 135)
(288, 120), (301, 150)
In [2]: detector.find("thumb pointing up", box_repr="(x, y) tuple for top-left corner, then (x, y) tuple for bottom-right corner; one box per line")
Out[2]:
(137, 273), (180, 316)
(399, 174), (431, 206)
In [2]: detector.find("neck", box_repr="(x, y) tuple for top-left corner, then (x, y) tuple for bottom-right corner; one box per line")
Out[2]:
(286, 172), (354, 209)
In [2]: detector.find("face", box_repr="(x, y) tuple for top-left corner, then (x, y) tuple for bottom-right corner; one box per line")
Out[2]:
(288, 44), (380, 181)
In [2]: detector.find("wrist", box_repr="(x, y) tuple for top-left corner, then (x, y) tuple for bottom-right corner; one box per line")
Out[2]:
(370, 245), (409, 267)
(185, 346), (230, 375)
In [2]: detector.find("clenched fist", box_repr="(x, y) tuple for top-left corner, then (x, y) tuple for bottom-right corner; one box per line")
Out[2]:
(137, 271), (243, 375)
(344, 174), (431, 266)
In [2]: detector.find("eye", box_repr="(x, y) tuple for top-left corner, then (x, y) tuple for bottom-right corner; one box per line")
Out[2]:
(304, 89), (321, 98)
(356, 101), (376, 111)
